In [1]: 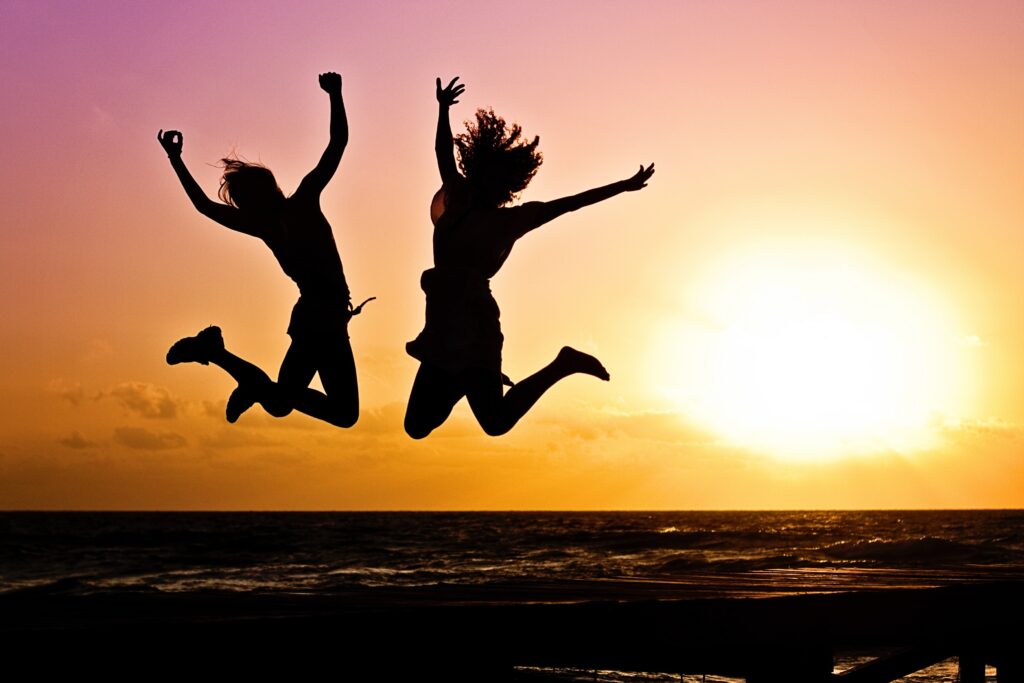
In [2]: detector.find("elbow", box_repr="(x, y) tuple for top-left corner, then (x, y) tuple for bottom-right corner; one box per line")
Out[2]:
(328, 137), (348, 155)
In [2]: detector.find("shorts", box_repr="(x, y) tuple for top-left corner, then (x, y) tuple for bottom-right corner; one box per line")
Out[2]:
(287, 296), (351, 345)
(406, 267), (503, 374)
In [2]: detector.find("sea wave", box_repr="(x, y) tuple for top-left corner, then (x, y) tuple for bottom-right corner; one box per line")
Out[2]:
(3, 510), (1024, 594)
(820, 537), (1015, 565)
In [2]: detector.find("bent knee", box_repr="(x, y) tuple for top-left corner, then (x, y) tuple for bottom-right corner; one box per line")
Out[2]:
(329, 409), (358, 429)
(262, 401), (294, 419)
(478, 418), (512, 438)
(404, 417), (434, 440)
(405, 425), (432, 440)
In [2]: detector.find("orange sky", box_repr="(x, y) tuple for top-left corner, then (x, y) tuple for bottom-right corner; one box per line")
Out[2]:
(1, 0), (1022, 509)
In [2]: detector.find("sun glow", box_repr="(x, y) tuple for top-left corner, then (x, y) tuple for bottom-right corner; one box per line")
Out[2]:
(660, 241), (970, 461)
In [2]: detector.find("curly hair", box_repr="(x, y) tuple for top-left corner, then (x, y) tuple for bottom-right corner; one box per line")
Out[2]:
(455, 108), (542, 208)
(217, 158), (283, 208)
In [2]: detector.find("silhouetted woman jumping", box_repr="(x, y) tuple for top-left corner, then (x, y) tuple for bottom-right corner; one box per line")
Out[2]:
(404, 77), (654, 438)
(158, 72), (367, 427)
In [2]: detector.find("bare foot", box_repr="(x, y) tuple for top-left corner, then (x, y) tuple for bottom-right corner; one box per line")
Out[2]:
(556, 346), (610, 381)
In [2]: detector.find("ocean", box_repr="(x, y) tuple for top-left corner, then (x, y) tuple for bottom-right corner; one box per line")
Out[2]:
(3, 510), (1022, 681)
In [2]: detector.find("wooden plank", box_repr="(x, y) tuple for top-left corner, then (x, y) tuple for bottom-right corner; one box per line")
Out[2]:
(1, 581), (1021, 679)
(831, 647), (952, 683)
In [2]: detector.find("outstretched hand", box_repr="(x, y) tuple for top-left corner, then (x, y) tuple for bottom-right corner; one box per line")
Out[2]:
(436, 76), (465, 107)
(319, 71), (342, 94)
(157, 129), (183, 158)
(622, 163), (655, 191)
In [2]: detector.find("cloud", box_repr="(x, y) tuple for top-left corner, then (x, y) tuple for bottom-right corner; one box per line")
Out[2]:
(199, 429), (280, 449)
(355, 402), (407, 435)
(48, 379), (85, 406)
(104, 382), (183, 419)
(938, 416), (1023, 441)
(113, 427), (187, 450)
(546, 408), (720, 445)
(58, 432), (98, 449)
(84, 339), (114, 361)
(203, 400), (227, 419)
(201, 398), (323, 431)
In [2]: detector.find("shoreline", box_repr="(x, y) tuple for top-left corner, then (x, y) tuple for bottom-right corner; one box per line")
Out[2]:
(4, 579), (1021, 680)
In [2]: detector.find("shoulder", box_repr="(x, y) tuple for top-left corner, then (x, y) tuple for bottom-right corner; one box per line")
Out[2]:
(430, 187), (447, 225)
(288, 185), (319, 206)
(431, 178), (472, 226)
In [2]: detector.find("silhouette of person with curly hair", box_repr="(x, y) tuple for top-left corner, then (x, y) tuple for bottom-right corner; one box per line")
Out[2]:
(158, 72), (370, 428)
(404, 77), (654, 438)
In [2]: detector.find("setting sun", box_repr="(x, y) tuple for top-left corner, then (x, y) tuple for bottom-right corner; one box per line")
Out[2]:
(660, 239), (973, 461)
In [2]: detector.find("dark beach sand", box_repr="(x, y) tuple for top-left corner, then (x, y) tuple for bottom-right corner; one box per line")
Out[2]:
(3, 575), (1022, 680)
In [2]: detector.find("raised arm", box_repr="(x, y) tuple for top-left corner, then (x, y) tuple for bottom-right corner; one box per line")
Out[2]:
(435, 76), (465, 183)
(511, 164), (655, 239)
(296, 72), (348, 197)
(157, 129), (259, 235)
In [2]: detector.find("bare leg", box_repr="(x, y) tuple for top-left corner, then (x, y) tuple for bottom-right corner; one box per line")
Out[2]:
(273, 335), (359, 428)
(311, 332), (359, 427)
(465, 347), (609, 437)
(208, 348), (272, 386)
(404, 363), (467, 439)
(167, 325), (357, 427)
(166, 325), (276, 398)
(204, 348), (290, 423)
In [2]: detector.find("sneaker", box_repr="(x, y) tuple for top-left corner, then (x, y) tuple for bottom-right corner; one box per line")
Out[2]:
(166, 326), (224, 366)
(226, 384), (257, 423)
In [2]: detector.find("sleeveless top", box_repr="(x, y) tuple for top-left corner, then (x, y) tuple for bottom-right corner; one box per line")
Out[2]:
(406, 183), (513, 375)
(259, 191), (350, 306)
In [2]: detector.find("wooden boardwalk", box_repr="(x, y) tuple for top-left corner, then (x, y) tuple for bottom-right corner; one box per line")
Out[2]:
(3, 579), (1022, 681)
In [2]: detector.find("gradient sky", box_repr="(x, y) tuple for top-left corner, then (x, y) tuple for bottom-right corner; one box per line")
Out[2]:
(1, 0), (1022, 509)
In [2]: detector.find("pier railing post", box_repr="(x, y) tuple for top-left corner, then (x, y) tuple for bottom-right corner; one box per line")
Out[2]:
(996, 650), (1024, 683)
(959, 652), (985, 683)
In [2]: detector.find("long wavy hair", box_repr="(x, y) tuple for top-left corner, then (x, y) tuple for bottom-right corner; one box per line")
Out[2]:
(455, 108), (543, 208)
(217, 158), (283, 209)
